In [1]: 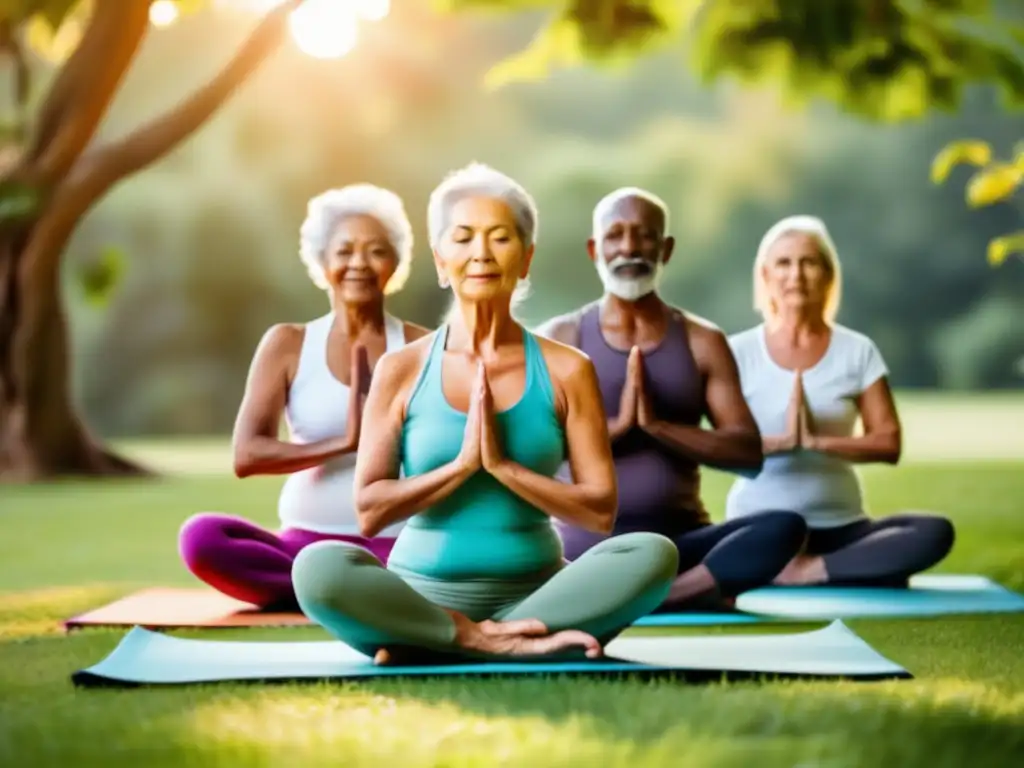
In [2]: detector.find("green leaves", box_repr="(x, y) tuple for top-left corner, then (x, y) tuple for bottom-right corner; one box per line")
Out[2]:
(474, 0), (699, 89)
(76, 245), (125, 308)
(0, 0), (79, 27)
(0, 178), (42, 224)
(454, 0), (1024, 122)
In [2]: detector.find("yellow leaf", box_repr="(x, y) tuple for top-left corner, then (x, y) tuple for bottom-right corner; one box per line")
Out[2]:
(966, 163), (1022, 207)
(986, 232), (1024, 266)
(930, 139), (992, 184)
(483, 18), (582, 91)
(24, 7), (87, 63)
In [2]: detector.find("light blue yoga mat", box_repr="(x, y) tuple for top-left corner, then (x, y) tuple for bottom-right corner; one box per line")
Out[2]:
(634, 574), (1024, 627)
(733, 574), (1024, 621)
(71, 620), (908, 687)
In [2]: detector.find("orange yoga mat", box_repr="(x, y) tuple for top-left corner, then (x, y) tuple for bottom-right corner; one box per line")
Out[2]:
(63, 588), (311, 631)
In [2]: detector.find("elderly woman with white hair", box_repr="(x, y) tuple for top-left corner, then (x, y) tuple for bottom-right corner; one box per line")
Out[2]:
(725, 215), (955, 587)
(290, 163), (678, 663)
(178, 184), (430, 610)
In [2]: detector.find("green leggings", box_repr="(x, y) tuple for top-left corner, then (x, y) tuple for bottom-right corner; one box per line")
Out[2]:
(291, 532), (678, 660)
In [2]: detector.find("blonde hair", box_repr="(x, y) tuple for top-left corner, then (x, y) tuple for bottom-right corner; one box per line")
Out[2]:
(753, 215), (843, 323)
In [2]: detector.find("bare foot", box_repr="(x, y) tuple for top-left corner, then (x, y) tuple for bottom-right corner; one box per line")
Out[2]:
(372, 614), (603, 665)
(453, 614), (603, 660)
(773, 554), (827, 586)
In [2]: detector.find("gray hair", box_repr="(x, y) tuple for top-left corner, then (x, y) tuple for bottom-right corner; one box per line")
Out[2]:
(428, 163), (536, 319)
(592, 186), (670, 239)
(299, 184), (414, 295)
(753, 215), (843, 323)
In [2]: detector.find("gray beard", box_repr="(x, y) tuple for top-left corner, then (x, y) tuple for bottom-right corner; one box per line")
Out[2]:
(595, 256), (663, 301)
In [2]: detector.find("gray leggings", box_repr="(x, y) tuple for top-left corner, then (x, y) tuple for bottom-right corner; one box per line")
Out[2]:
(809, 514), (956, 587)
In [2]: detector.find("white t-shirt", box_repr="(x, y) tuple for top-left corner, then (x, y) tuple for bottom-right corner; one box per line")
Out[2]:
(724, 323), (890, 529)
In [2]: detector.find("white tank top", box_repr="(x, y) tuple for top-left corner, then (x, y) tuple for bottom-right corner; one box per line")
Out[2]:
(277, 312), (407, 536)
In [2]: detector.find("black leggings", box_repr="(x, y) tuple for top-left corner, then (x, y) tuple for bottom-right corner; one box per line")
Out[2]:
(673, 511), (807, 597)
(808, 514), (956, 587)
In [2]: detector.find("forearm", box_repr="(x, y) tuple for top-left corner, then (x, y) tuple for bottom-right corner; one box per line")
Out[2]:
(607, 418), (631, 444)
(644, 421), (764, 472)
(808, 432), (900, 464)
(762, 434), (795, 456)
(233, 435), (352, 478)
(357, 460), (475, 538)
(491, 461), (615, 534)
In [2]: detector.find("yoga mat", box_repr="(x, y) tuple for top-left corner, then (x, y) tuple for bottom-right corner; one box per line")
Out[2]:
(63, 588), (311, 631)
(734, 574), (1024, 620)
(62, 587), (759, 630)
(64, 574), (1024, 632)
(71, 620), (909, 687)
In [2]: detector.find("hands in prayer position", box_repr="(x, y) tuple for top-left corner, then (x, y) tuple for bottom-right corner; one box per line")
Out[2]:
(340, 344), (373, 452)
(764, 371), (818, 455)
(455, 362), (509, 476)
(610, 346), (656, 438)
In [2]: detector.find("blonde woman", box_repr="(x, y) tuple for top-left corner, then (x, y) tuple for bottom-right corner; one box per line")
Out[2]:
(725, 215), (955, 587)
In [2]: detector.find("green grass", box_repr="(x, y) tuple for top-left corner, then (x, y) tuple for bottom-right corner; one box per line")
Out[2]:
(2, 451), (1024, 765)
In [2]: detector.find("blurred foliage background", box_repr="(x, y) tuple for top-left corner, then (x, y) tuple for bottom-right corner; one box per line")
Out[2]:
(6, 0), (1020, 439)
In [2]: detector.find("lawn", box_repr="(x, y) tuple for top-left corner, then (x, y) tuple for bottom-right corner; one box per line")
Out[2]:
(2, 415), (1023, 765)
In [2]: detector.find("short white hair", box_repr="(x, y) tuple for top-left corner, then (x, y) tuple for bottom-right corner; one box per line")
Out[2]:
(429, 162), (537, 316)
(592, 186), (670, 239)
(299, 184), (414, 295)
(753, 215), (843, 323)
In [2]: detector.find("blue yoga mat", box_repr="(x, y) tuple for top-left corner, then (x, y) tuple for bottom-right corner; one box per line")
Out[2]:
(634, 574), (1024, 627)
(734, 574), (1024, 621)
(71, 620), (908, 687)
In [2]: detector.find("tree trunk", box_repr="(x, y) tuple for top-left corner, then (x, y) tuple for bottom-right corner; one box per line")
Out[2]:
(0, 231), (148, 482)
(0, 0), (303, 483)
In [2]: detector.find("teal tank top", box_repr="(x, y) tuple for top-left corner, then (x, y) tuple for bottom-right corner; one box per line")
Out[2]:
(387, 326), (566, 583)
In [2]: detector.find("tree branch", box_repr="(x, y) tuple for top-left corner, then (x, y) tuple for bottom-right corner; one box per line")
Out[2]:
(23, 1), (124, 168)
(34, 0), (151, 184)
(79, 0), (306, 191)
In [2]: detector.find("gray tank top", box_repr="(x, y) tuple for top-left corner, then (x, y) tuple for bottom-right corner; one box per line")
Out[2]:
(556, 303), (709, 557)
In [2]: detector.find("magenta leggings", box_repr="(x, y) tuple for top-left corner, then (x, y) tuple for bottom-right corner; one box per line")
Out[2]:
(178, 513), (396, 609)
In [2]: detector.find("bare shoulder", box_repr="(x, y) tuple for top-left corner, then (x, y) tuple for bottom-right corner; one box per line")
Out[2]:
(401, 320), (433, 343)
(254, 322), (305, 362)
(670, 307), (736, 373)
(675, 308), (723, 341)
(375, 331), (436, 392)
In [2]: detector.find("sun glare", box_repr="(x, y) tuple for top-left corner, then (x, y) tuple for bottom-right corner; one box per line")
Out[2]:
(357, 0), (390, 22)
(149, 0), (180, 27)
(288, 0), (359, 59)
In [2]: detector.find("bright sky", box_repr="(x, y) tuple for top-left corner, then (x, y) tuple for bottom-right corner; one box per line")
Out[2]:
(148, 0), (391, 59)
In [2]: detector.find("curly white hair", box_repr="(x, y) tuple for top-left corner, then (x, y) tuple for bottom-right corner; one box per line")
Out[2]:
(299, 184), (414, 294)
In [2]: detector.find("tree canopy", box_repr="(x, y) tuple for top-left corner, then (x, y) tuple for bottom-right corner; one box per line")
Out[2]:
(450, 0), (1024, 122)
(3, 1), (1023, 123)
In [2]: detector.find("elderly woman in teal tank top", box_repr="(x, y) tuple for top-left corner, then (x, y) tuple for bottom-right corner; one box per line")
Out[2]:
(291, 163), (678, 662)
